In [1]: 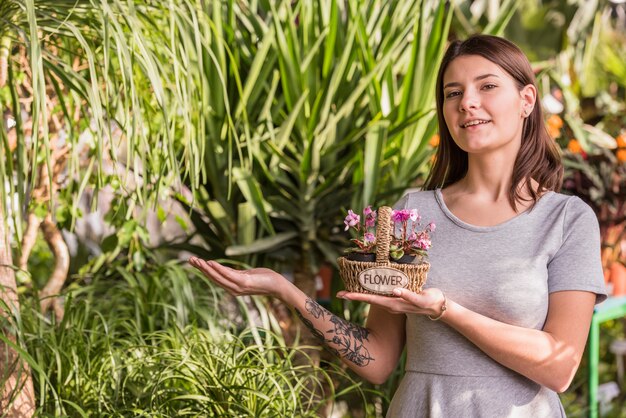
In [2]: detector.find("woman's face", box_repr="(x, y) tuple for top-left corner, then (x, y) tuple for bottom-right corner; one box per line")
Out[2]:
(441, 54), (535, 156)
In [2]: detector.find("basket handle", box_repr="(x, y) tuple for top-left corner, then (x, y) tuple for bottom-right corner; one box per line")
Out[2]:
(375, 206), (392, 264)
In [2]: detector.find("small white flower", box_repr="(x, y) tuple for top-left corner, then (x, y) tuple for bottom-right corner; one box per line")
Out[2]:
(542, 94), (564, 114)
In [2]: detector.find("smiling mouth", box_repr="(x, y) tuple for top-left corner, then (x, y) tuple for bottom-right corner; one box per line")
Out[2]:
(461, 119), (491, 128)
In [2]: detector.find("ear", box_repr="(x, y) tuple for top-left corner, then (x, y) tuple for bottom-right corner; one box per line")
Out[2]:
(520, 84), (537, 117)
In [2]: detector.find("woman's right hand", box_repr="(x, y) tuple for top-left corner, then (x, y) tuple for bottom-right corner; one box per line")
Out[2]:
(188, 257), (289, 299)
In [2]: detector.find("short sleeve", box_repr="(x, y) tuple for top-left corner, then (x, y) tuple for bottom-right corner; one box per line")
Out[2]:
(547, 196), (607, 304)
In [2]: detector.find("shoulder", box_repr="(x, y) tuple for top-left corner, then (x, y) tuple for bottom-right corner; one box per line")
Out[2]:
(547, 192), (597, 225)
(540, 192), (600, 244)
(393, 188), (437, 210)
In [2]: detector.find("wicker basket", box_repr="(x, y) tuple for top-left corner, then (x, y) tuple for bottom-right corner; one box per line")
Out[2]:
(337, 206), (429, 295)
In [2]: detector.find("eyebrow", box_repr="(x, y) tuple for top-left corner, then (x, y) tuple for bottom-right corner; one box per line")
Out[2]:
(443, 73), (500, 89)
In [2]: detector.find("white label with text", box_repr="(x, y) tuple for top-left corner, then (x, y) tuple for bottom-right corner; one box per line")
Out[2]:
(358, 267), (409, 295)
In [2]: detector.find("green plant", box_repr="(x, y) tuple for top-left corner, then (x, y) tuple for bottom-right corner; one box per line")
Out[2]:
(173, 0), (456, 301)
(342, 206), (377, 255)
(534, 6), (626, 271)
(1, 250), (376, 416)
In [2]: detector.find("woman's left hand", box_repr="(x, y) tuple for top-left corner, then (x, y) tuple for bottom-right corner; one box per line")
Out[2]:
(336, 287), (445, 317)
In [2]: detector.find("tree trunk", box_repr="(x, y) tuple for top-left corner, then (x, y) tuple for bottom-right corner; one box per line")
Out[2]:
(17, 213), (42, 272)
(39, 214), (70, 320)
(0, 206), (35, 416)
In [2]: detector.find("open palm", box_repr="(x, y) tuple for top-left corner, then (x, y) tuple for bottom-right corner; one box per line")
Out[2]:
(189, 257), (287, 298)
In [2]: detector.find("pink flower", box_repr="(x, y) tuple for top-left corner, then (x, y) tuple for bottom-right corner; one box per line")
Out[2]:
(413, 232), (432, 250)
(344, 210), (360, 231)
(391, 209), (411, 223)
(364, 206), (377, 228)
(344, 205), (434, 260)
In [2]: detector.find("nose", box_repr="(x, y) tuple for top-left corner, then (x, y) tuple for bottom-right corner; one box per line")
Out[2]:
(459, 90), (480, 112)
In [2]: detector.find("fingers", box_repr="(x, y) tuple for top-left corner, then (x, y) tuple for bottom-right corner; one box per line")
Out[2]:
(337, 291), (410, 314)
(188, 257), (281, 298)
(390, 288), (432, 314)
(337, 288), (436, 316)
(392, 287), (422, 303)
(188, 257), (242, 295)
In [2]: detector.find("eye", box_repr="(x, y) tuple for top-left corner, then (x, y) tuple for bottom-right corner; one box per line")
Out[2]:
(445, 90), (461, 99)
(482, 83), (497, 90)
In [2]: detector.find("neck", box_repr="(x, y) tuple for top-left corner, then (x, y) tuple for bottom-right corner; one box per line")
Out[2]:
(460, 147), (522, 202)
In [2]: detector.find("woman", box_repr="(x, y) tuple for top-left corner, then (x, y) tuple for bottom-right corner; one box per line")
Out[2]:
(189, 34), (607, 417)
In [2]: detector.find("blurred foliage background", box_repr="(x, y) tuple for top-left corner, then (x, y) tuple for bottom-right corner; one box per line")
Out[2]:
(1, 0), (626, 416)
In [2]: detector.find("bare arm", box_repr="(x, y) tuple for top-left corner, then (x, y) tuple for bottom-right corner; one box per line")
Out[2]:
(341, 288), (596, 392)
(442, 290), (595, 392)
(189, 258), (406, 384)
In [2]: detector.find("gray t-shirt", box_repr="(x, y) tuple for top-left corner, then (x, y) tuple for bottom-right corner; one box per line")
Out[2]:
(386, 189), (607, 418)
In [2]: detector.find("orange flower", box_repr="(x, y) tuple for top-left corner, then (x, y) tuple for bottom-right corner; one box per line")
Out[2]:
(617, 149), (626, 163)
(429, 134), (440, 147)
(547, 114), (563, 129)
(546, 114), (563, 139)
(567, 139), (583, 154)
(547, 125), (560, 139)
(617, 133), (626, 148)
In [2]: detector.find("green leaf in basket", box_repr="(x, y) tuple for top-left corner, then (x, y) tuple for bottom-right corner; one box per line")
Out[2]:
(390, 248), (404, 260)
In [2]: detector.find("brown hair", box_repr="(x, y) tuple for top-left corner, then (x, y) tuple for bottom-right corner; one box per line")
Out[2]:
(424, 34), (562, 210)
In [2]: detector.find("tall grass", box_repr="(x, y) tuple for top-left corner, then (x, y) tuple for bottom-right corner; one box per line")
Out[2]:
(2, 256), (373, 417)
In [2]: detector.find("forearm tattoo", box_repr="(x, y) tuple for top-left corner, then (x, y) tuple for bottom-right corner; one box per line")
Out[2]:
(295, 297), (374, 367)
